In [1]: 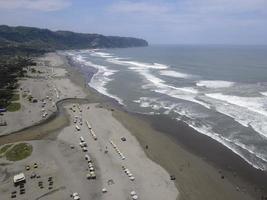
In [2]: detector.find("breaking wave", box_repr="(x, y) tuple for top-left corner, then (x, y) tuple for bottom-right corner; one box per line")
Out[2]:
(159, 70), (192, 79)
(66, 49), (267, 171)
(196, 80), (235, 88)
(71, 54), (123, 105)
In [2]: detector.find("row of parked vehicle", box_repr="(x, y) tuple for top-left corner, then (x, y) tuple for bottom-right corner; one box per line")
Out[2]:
(85, 154), (96, 180)
(79, 136), (96, 179)
(79, 136), (88, 152)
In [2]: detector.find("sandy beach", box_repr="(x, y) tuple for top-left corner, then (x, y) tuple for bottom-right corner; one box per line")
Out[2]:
(0, 53), (86, 135)
(0, 52), (266, 200)
(0, 53), (178, 200)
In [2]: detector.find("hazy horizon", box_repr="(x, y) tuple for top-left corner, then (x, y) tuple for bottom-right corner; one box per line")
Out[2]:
(0, 0), (266, 45)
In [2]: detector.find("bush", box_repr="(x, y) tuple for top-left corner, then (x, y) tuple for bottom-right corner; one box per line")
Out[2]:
(0, 144), (12, 155)
(5, 143), (33, 161)
(10, 93), (20, 101)
(7, 102), (21, 112)
(30, 68), (36, 73)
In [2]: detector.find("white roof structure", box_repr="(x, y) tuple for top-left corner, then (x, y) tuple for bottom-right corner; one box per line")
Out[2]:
(13, 173), (25, 183)
(102, 188), (107, 193)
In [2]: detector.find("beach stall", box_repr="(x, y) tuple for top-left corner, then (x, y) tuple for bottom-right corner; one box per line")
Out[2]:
(75, 125), (80, 131)
(79, 136), (85, 142)
(13, 173), (26, 186)
(85, 154), (91, 162)
(86, 120), (92, 129)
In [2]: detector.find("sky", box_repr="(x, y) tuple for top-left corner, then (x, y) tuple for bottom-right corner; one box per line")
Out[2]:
(0, 0), (266, 45)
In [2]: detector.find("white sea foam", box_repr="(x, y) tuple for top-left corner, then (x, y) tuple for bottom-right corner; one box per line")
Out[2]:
(196, 80), (235, 88)
(134, 70), (211, 109)
(261, 91), (267, 96)
(135, 95), (267, 170)
(69, 50), (267, 171)
(206, 93), (267, 118)
(205, 93), (267, 138)
(79, 49), (95, 54)
(71, 55), (123, 105)
(90, 52), (113, 58)
(107, 58), (169, 69)
(107, 56), (211, 109)
(159, 70), (191, 79)
(172, 102), (267, 170)
(183, 120), (266, 170)
(154, 63), (170, 69)
(154, 87), (210, 109)
(73, 54), (85, 63)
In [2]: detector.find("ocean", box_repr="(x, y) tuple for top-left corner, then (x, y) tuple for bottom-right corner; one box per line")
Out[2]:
(64, 45), (267, 171)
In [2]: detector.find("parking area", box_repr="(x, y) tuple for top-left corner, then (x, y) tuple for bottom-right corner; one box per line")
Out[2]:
(0, 139), (101, 200)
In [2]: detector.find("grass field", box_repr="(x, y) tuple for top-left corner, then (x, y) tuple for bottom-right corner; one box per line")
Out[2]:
(7, 102), (21, 112)
(5, 143), (33, 161)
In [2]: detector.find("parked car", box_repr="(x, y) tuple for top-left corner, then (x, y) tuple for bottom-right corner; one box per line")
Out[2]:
(71, 192), (80, 200)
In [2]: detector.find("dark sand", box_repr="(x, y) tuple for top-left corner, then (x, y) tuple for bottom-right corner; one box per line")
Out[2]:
(110, 108), (267, 200)
(64, 54), (267, 200)
(64, 53), (267, 200)
(1, 53), (267, 200)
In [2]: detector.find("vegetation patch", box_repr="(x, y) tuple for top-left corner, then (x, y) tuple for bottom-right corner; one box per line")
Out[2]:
(0, 144), (12, 155)
(7, 102), (21, 112)
(27, 95), (33, 102)
(0, 56), (35, 109)
(5, 143), (33, 161)
(10, 93), (20, 101)
(30, 68), (37, 73)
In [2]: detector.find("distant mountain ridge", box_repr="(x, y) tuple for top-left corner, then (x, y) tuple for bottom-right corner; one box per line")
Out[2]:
(0, 25), (148, 51)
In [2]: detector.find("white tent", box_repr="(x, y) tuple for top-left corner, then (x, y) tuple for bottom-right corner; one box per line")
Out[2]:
(13, 173), (26, 184)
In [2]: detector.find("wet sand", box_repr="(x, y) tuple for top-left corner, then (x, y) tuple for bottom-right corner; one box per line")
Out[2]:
(0, 53), (178, 200)
(1, 52), (267, 200)
(110, 108), (267, 200)
(64, 53), (267, 200)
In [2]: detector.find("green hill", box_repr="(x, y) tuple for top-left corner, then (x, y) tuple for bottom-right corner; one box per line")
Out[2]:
(0, 25), (148, 54)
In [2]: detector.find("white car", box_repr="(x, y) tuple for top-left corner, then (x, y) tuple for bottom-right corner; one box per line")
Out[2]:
(82, 147), (88, 152)
(71, 192), (80, 200)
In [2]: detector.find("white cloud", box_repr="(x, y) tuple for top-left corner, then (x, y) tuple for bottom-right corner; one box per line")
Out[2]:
(0, 0), (72, 11)
(107, 0), (267, 28)
(108, 1), (172, 14)
(109, 0), (267, 17)
(182, 0), (267, 15)
(105, 0), (267, 44)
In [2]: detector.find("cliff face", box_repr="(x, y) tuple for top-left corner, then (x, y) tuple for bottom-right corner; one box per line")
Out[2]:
(0, 25), (148, 51)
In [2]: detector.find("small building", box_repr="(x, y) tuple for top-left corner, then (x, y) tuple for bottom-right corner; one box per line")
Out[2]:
(13, 173), (26, 186)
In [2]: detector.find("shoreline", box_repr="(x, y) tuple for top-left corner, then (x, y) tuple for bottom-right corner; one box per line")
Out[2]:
(0, 52), (178, 200)
(0, 52), (266, 199)
(64, 52), (267, 199)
